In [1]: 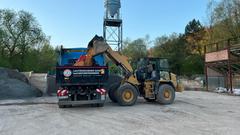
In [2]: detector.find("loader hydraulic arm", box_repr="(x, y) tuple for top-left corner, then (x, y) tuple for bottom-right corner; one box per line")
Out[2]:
(89, 36), (139, 85)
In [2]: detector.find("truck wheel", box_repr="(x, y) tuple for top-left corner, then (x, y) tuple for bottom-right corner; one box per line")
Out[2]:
(156, 84), (175, 105)
(144, 98), (156, 102)
(116, 83), (138, 106)
(108, 82), (120, 103)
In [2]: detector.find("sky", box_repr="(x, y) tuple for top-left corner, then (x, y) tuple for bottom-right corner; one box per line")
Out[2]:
(0, 0), (210, 47)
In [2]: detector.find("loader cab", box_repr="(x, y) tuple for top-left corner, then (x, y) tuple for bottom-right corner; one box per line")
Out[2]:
(136, 57), (170, 82)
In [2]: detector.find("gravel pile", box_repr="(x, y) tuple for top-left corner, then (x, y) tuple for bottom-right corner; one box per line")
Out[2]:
(0, 67), (42, 100)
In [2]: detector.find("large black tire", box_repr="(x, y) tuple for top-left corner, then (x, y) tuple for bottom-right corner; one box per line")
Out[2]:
(104, 74), (122, 90)
(108, 82), (120, 103)
(116, 83), (138, 106)
(156, 84), (175, 105)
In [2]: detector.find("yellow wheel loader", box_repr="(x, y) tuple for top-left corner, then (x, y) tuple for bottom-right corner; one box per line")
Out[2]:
(85, 35), (183, 106)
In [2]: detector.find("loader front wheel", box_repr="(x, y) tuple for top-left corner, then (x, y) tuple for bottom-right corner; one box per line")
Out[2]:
(116, 83), (138, 106)
(108, 82), (120, 103)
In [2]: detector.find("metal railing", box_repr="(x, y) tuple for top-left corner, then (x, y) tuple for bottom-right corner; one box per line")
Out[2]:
(205, 36), (240, 53)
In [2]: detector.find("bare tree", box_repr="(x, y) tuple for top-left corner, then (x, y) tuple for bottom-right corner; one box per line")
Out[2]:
(208, 0), (240, 40)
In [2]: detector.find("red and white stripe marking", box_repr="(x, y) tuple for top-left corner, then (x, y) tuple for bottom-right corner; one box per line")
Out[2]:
(96, 88), (106, 95)
(57, 89), (68, 96)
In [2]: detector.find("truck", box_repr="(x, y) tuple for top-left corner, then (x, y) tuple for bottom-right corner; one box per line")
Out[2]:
(56, 35), (183, 108)
(56, 41), (108, 108)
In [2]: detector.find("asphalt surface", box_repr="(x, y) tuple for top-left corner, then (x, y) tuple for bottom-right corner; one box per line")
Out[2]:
(0, 91), (239, 135)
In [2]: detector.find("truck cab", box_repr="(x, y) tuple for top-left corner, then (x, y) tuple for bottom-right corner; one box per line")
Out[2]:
(56, 47), (108, 108)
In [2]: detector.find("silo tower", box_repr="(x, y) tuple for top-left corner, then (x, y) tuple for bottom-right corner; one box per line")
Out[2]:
(103, 0), (122, 51)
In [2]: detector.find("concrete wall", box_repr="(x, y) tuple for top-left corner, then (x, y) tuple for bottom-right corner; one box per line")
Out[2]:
(47, 75), (58, 95)
(22, 72), (47, 94)
(207, 68), (224, 77)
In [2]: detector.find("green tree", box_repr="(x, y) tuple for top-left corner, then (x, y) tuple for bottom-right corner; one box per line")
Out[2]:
(152, 33), (204, 75)
(152, 34), (190, 75)
(207, 0), (240, 41)
(185, 19), (207, 56)
(23, 41), (58, 72)
(0, 9), (46, 70)
(185, 19), (204, 35)
(122, 37), (148, 70)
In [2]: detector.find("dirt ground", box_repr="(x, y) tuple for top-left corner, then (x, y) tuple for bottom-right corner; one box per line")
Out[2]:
(0, 91), (239, 135)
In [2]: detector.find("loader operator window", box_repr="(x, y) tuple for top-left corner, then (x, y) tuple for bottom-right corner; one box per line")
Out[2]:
(159, 59), (170, 80)
(136, 59), (146, 82)
(146, 61), (159, 80)
(151, 64), (158, 80)
(159, 59), (169, 70)
(160, 71), (170, 80)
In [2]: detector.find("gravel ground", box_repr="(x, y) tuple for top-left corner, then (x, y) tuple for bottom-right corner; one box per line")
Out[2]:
(0, 91), (239, 135)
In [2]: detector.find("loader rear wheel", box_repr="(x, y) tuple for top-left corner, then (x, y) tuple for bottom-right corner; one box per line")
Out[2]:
(156, 84), (175, 105)
(116, 83), (138, 106)
(108, 82), (120, 103)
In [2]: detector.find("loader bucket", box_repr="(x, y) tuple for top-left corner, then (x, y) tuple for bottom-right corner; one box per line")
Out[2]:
(92, 40), (110, 56)
(87, 35), (110, 56)
(176, 83), (184, 92)
(87, 35), (104, 48)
